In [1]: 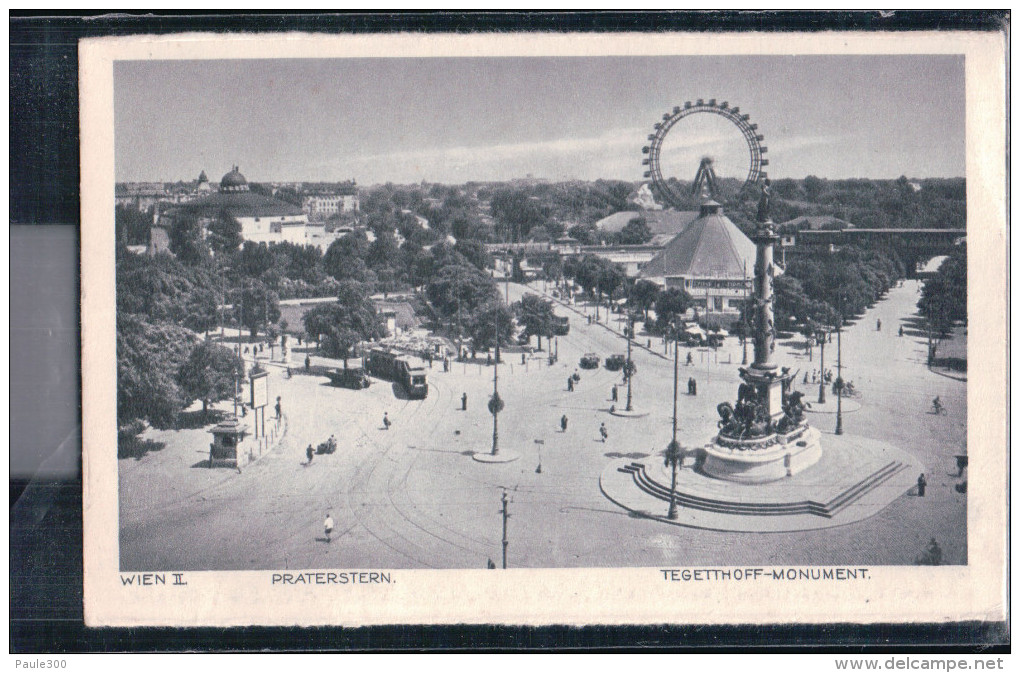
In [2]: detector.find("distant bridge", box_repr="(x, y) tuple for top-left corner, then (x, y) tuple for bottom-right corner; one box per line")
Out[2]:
(789, 228), (965, 274)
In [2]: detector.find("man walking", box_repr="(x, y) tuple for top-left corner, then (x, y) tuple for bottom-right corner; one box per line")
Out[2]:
(560, 415), (568, 432)
(599, 422), (608, 443)
(274, 396), (282, 421)
(383, 412), (391, 430)
(324, 512), (334, 543)
(461, 392), (468, 411)
(306, 444), (314, 465)
(917, 473), (927, 497)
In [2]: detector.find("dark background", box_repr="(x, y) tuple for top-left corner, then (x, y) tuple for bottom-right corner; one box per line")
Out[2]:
(9, 10), (1008, 653)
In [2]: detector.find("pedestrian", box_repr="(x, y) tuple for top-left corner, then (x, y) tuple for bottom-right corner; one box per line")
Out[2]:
(486, 353), (492, 366)
(647, 339), (651, 348)
(599, 422), (608, 443)
(286, 367), (292, 378)
(487, 558), (496, 569)
(899, 326), (904, 337)
(427, 351), (433, 368)
(383, 412), (391, 430)
(691, 378), (697, 396)
(297, 335), (302, 345)
(567, 377), (574, 392)
(803, 371), (809, 384)
(305, 355), (311, 372)
(324, 512), (334, 543)
(686, 352), (693, 366)
(461, 392), (468, 411)
(241, 405), (247, 418)
(611, 386), (618, 402)
(244, 346), (250, 354)
(274, 396), (282, 420)
(917, 473), (927, 497)
(306, 444), (314, 464)
(443, 358), (450, 372)
(877, 318), (882, 331)
(560, 415), (568, 432)
(955, 455), (968, 477)
(522, 353), (526, 365)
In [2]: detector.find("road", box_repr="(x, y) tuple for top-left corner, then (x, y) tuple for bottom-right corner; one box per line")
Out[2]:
(120, 279), (966, 570)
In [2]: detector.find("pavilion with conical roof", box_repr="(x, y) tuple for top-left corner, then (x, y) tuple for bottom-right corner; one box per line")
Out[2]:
(639, 199), (757, 320)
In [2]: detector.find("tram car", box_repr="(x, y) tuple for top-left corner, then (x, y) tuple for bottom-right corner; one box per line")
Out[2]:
(367, 349), (429, 399)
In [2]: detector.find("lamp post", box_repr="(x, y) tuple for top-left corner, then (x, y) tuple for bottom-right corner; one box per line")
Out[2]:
(667, 322), (681, 520)
(741, 265), (749, 365)
(489, 309), (502, 456)
(625, 318), (634, 412)
(817, 325), (827, 405)
(835, 316), (844, 435)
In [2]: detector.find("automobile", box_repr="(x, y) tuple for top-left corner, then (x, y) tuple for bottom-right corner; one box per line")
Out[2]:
(579, 353), (600, 369)
(327, 367), (371, 390)
(604, 354), (627, 371)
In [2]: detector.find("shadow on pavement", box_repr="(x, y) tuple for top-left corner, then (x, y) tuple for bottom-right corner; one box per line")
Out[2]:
(118, 437), (166, 460)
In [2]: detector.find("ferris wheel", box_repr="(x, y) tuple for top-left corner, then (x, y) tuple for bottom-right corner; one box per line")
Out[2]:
(642, 99), (768, 209)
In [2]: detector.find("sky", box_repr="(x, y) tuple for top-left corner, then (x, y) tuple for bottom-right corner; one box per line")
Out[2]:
(114, 54), (965, 185)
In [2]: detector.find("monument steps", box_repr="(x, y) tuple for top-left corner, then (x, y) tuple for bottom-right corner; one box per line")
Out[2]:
(619, 459), (906, 518)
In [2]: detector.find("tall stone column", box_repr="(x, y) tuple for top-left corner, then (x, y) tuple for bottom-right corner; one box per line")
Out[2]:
(751, 226), (779, 371)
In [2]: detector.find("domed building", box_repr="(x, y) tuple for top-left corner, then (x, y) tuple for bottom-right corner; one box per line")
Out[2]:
(640, 199), (757, 323)
(219, 166), (250, 193)
(196, 170), (211, 192)
(165, 166), (312, 249)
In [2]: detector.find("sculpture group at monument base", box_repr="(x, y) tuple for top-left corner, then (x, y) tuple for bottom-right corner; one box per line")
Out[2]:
(702, 425), (823, 484)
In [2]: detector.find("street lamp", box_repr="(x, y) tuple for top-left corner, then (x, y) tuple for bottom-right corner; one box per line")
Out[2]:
(666, 320), (682, 520)
(488, 309), (503, 456)
(741, 267), (750, 366)
(816, 325), (827, 405)
(625, 318), (634, 412)
(835, 315), (844, 435)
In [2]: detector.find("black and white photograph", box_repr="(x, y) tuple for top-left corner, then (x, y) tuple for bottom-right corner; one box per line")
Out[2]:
(80, 30), (1006, 626)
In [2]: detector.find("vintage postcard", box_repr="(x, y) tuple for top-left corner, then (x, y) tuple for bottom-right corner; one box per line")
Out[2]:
(81, 30), (1006, 627)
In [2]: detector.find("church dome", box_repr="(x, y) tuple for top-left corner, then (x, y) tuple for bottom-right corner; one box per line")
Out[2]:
(219, 166), (249, 192)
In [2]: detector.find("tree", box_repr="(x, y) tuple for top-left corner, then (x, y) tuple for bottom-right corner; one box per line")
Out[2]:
(232, 280), (281, 339)
(167, 211), (209, 265)
(115, 205), (152, 247)
(918, 245), (966, 364)
(183, 285), (221, 335)
(177, 341), (244, 420)
(237, 240), (276, 279)
(206, 209), (243, 255)
(469, 302), (515, 351)
(514, 293), (556, 350)
(654, 288), (693, 332)
(596, 262), (627, 313)
(302, 281), (386, 367)
(617, 217), (653, 245)
(454, 239), (492, 271)
(490, 188), (549, 242)
(323, 231), (371, 282)
(629, 279), (661, 321)
(426, 263), (500, 321)
(117, 313), (197, 428)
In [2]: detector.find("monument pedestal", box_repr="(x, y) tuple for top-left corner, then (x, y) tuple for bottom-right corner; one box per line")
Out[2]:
(703, 425), (822, 483)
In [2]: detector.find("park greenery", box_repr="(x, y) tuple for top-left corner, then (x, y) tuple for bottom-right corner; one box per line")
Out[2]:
(115, 175), (966, 431)
(917, 243), (967, 364)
